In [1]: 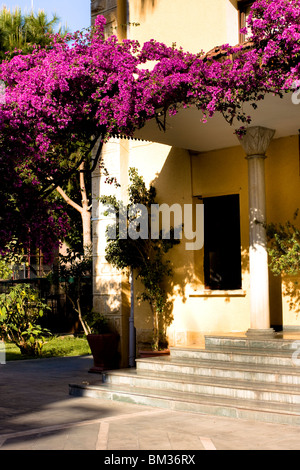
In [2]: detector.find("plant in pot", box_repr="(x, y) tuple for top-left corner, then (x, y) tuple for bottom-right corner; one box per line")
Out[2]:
(100, 167), (179, 358)
(50, 248), (119, 372)
(135, 247), (175, 357)
(83, 310), (119, 373)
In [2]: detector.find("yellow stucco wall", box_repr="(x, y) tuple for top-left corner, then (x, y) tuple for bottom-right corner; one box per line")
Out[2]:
(266, 136), (300, 329)
(91, 1), (300, 356)
(124, 0), (249, 347)
(128, 0), (240, 54)
(127, 135), (300, 348)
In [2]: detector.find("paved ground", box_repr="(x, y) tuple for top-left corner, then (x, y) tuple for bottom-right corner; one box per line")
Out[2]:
(0, 355), (300, 452)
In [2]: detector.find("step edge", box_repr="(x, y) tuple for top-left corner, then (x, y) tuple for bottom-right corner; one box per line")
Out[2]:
(168, 348), (296, 361)
(69, 382), (300, 416)
(103, 369), (300, 394)
(136, 358), (300, 375)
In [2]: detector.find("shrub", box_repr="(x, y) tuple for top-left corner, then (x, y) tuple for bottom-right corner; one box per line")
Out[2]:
(0, 283), (51, 356)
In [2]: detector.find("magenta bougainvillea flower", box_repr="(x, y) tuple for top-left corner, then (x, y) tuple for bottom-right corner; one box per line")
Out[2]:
(0, 0), (299, 258)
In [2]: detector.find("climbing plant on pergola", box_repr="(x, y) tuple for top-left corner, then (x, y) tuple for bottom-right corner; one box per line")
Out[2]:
(0, 0), (299, 258)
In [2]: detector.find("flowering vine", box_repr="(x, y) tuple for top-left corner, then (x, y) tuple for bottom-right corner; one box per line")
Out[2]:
(0, 0), (299, 257)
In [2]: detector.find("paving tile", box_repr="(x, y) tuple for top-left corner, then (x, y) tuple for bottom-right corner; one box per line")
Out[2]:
(167, 432), (206, 450)
(1, 356), (300, 450)
(31, 432), (68, 451)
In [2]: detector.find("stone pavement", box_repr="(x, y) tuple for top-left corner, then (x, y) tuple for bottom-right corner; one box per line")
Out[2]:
(0, 355), (300, 451)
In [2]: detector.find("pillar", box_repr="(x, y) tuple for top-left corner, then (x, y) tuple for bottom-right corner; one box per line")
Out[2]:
(92, 137), (130, 367)
(238, 126), (275, 336)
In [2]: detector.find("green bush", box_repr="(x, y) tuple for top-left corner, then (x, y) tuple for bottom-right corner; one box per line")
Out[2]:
(267, 213), (300, 276)
(0, 283), (51, 356)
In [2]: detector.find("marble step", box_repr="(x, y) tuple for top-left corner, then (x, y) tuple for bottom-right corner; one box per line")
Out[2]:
(135, 355), (300, 385)
(204, 335), (300, 352)
(102, 368), (300, 405)
(168, 346), (298, 368)
(69, 381), (300, 426)
(69, 336), (300, 426)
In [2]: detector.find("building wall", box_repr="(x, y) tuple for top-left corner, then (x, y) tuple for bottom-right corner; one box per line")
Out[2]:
(91, 0), (241, 51)
(128, 0), (240, 53)
(92, 138), (132, 366)
(93, 136), (300, 353)
(91, 0), (117, 36)
(91, 1), (300, 361)
(127, 140), (251, 347)
(266, 135), (300, 330)
(125, 135), (300, 348)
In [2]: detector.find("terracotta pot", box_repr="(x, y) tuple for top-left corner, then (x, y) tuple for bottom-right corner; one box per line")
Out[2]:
(87, 333), (119, 373)
(138, 348), (170, 358)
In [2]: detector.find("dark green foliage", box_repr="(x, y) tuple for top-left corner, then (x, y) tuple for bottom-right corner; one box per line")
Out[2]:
(49, 248), (93, 335)
(0, 248), (51, 356)
(0, 7), (68, 60)
(267, 210), (300, 276)
(0, 283), (51, 356)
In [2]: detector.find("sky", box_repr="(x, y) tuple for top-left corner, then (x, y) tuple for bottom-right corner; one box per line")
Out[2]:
(0, 0), (91, 33)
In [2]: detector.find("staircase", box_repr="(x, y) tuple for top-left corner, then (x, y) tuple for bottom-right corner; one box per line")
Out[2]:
(69, 334), (300, 426)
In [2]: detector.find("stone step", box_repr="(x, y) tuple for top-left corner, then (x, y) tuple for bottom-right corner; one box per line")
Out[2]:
(103, 368), (300, 405)
(69, 335), (300, 427)
(135, 355), (300, 385)
(204, 335), (300, 352)
(69, 381), (300, 427)
(168, 346), (298, 367)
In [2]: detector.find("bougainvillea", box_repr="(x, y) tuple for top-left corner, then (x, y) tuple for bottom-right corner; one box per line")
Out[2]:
(0, 0), (299, 257)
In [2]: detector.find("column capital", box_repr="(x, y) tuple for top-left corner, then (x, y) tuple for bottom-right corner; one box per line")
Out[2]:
(237, 126), (275, 157)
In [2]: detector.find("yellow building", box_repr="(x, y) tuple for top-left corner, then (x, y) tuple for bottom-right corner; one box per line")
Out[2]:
(91, 0), (300, 367)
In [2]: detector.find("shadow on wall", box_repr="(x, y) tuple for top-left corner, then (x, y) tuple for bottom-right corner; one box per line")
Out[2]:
(148, 144), (285, 333)
(145, 147), (201, 346)
(229, 0), (239, 9)
(149, 146), (253, 297)
(93, 274), (130, 367)
(281, 276), (300, 317)
(140, 0), (157, 13)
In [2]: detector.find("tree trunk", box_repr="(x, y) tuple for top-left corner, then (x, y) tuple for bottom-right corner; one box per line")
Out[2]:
(55, 162), (91, 254)
(151, 303), (159, 350)
(79, 163), (91, 254)
(77, 298), (91, 335)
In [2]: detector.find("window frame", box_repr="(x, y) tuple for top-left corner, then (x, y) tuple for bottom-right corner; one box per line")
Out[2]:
(238, 0), (254, 43)
(202, 194), (242, 292)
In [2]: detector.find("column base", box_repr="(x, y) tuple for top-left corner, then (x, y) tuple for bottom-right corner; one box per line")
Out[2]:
(246, 328), (276, 337)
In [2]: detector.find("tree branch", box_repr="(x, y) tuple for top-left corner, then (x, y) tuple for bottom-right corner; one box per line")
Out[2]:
(55, 185), (83, 214)
(79, 161), (88, 208)
(41, 128), (104, 198)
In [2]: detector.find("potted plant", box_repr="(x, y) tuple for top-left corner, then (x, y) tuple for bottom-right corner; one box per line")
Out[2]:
(84, 311), (119, 373)
(100, 168), (179, 359)
(50, 248), (119, 372)
(135, 248), (174, 357)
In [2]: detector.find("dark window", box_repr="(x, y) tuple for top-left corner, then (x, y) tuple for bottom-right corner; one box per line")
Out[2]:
(203, 194), (242, 290)
(238, 0), (254, 43)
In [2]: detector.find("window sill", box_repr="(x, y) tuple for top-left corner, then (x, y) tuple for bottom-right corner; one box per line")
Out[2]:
(189, 289), (246, 298)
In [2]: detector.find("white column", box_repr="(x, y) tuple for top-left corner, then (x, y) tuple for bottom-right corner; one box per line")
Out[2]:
(238, 126), (275, 336)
